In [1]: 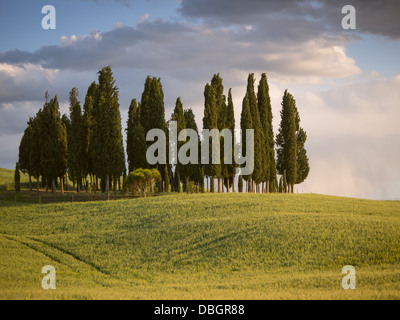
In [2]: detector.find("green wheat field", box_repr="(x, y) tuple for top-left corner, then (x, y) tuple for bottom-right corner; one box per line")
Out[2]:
(1, 169), (400, 299)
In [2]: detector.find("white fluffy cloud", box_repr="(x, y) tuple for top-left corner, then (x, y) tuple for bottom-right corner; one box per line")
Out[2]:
(294, 74), (400, 199)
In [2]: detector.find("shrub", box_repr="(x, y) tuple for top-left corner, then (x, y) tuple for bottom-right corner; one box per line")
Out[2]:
(124, 168), (161, 197)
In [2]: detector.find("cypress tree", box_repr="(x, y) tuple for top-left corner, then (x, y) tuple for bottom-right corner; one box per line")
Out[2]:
(139, 76), (152, 134)
(139, 76), (167, 190)
(61, 113), (71, 192)
(29, 115), (42, 193)
(278, 176), (283, 193)
(283, 170), (288, 193)
(14, 162), (21, 192)
(276, 90), (297, 193)
(200, 167), (205, 193)
(171, 97), (186, 192)
(212, 73), (226, 193)
(126, 99), (147, 172)
(68, 88), (86, 193)
(39, 96), (68, 194)
(238, 174), (243, 193)
(18, 124), (33, 190)
(257, 73), (277, 193)
(240, 93), (253, 192)
(202, 83), (220, 192)
(295, 123), (310, 185)
(225, 88), (236, 192)
(246, 73), (265, 192)
(83, 82), (98, 188)
(164, 164), (170, 192)
(126, 98), (137, 172)
(91, 66), (125, 196)
(183, 108), (201, 193)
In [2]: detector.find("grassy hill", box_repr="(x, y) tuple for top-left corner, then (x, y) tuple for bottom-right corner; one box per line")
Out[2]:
(0, 193), (399, 299)
(0, 167), (30, 191)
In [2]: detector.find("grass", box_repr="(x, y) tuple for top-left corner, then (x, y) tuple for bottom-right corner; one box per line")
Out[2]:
(0, 168), (30, 192)
(0, 192), (399, 299)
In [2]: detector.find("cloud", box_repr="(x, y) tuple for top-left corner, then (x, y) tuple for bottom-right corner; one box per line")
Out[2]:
(294, 73), (400, 199)
(0, 63), (60, 102)
(0, 19), (360, 83)
(138, 13), (150, 24)
(179, 0), (400, 39)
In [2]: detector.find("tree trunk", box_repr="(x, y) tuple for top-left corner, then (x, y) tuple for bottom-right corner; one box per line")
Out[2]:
(177, 170), (181, 193)
(60, 177), (64, 195)
(29, 175), (32, 191)
(36, 177), (40, 194)
(232, 175), (235, 193)
(105, 175), (110, 197)
(52, 179), (56, 194)
(227, 178), (230, 193)
(186, 176), (190, 194)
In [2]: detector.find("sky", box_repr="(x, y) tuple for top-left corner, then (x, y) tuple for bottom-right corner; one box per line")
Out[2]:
(0, 0), (399, 200)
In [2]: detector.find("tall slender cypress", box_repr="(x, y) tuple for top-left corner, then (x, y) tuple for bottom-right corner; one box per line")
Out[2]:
(171, 97), (186, 192)
(246, 74), (265, 192)
(202, 83), (220, 192)
(240, 93), (253, 191)
(68, 88), (86, 193)
(225, 88), (236, 192)
(126, 99), (147, 172)
(83, 81), (98, 188)
(14, 162), (21, 192)
(257, 73), (276, 193)
(91, 66), (125, 196)
(276, 90), (297, 193)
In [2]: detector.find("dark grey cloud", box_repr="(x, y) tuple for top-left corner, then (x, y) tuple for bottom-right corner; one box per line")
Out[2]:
(179, 0), (400, 39)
